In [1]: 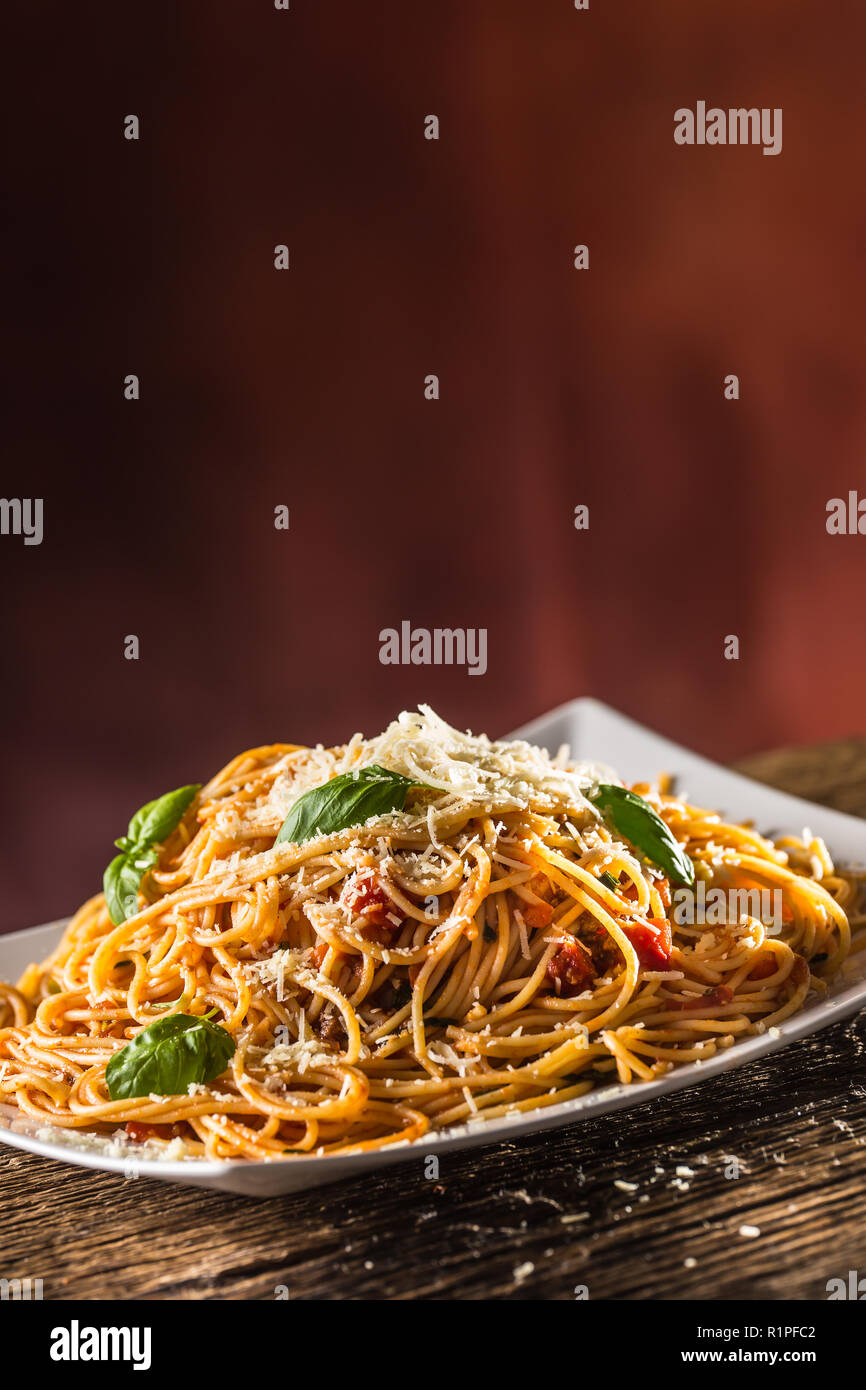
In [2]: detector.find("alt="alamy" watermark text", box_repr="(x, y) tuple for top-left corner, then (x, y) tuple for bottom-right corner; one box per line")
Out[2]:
(673, 883), (784, 929)
(50, 1321), (151, 1371)
(0, 497), (43, 545)
(674, 103), (782, 156)
(379, 622), (487, 676)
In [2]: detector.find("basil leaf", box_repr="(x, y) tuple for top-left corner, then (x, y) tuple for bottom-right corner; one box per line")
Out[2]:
(104, 846), (159, 926)
(105, 1013), (235, 1100)
(275, 765), (425, 846)
(599, 871), (620, 891)
(103, 785), (200, 926)
(590, 784), (695, 888)
(127, 784), (200, 848)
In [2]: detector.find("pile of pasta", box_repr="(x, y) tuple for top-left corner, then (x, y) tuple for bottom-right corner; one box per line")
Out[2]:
(0, 709), (862, 1160)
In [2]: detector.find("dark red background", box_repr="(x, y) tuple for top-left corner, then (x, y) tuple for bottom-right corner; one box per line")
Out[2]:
(3, 0), (866, 932)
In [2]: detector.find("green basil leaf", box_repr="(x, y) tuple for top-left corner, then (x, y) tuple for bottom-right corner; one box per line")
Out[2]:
(103, 846), (159, 926)
(127, 784), (200, 849)
(599, 871), (620, 891)
(105, 1013), (236, 1100)
(103, 785), (200, 926)
(590, 784), (695, 888)
(275, 765), (425, 846)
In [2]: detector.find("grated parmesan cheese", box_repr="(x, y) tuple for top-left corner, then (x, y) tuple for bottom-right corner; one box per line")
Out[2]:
(365, 706), (614, 818)
(259, 1036), (334, 1076)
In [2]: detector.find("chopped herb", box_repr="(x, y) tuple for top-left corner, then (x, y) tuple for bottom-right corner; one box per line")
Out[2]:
(387, 980), (412, 1009)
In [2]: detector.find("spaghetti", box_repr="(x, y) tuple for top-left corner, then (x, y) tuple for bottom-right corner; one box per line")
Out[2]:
(0, 707), (862, 1161)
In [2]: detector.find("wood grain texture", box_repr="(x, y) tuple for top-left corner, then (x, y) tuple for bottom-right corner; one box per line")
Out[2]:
(734, 737), (866, 819)
(2, 738), (865, 1302)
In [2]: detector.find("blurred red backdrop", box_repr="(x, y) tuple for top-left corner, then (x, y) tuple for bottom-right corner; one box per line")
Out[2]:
(3, 0), (866, 931)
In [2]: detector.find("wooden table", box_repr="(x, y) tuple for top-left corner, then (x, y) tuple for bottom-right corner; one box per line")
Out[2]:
(3, 740), (865, 1301)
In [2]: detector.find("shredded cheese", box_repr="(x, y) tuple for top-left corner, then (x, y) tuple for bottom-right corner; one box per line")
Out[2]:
(365, 706), (614, 818)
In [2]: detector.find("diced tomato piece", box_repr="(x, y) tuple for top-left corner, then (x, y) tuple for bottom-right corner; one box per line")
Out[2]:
(310, 942), (329, 969)
(125, 1122), (186, 1143)
(522, 901), (554, 930)
(623, 877), (671, 909)
(667, 985), (734, 1012)
(749, 952), (777, 981)
(547, 940), (595, 998)
(655, 877), (672, 909)
(622, 917), (672, 970)
(340, 869), (402, 936)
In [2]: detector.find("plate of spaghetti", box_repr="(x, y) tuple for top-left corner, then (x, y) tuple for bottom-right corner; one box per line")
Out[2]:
(1, 701), (864, 1195)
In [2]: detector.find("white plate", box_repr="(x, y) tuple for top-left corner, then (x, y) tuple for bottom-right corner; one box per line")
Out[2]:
(1, 699), (864, 1196)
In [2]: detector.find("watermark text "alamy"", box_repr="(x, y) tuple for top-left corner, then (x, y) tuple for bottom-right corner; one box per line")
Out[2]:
(379, 622), (487, 676)
(675, 103), (782, 156)
(1, 497), (43, 545)
(673, 883), (783, 929)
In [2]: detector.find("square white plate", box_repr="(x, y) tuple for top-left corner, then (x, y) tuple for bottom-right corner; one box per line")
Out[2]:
(1, 699), (864, 1196)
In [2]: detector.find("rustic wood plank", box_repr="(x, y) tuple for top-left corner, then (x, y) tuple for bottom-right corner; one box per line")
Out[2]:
(733, 736), (866, 818)
(2, 738), (865, 1301)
